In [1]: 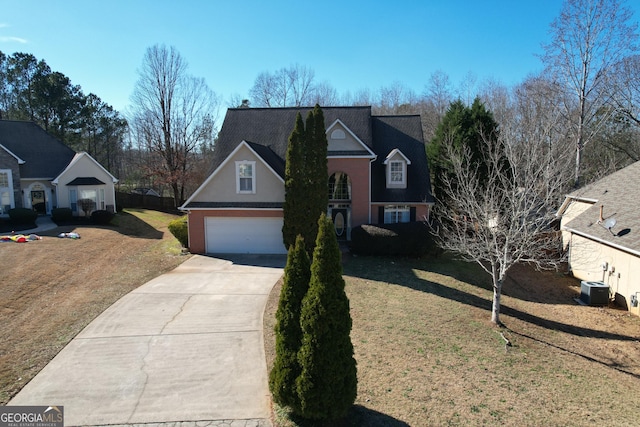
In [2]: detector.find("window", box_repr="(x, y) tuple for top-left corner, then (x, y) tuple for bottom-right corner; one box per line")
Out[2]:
(69, 189), (78, 212)
(389, 161), (405, 184)
(0, 170), (14, 215)
(236, 161), (256, 194)
(384, 205), (410, 224)
(328, 172), (351, 200)
(331, 129), (346, 139)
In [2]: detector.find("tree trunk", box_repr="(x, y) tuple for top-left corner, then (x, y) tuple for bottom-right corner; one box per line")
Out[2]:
(490, 263), (502, 325)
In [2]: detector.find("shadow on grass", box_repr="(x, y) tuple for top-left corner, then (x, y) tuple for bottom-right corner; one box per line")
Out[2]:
(343, 254), (640, 379)
(42, 211), (164, 240)
(52, 211), (164, 240)
(0, 221), (37, 233)
(277, 404), (409, 427)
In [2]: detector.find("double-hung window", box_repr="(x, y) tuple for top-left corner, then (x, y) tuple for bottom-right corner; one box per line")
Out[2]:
(389, 161), (405, 185)
(236, 161), (256, 194)
(0, 170), (13, 215)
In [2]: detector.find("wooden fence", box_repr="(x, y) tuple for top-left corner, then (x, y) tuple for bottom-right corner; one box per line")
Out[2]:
(116, 192), (178, 212)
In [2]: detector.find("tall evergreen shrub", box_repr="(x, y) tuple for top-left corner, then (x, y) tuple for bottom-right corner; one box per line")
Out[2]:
(269, 235), (311, 408)
(282, 105), (329, 255)
(303, 104), (329, 255)
(296, 214), (357, 420)
(282, 113), (307, 250)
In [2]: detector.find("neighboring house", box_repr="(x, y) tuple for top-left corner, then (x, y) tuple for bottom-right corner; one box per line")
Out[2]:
(0, 120), (118, 217)
(132, 187), (161, 197)
(181, 106), (434, 254)
(557, 160), (640, 316)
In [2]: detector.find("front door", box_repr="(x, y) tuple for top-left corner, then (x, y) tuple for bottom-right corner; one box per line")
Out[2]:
(31, 190), (45, 214)
(331, 208), (348, 240)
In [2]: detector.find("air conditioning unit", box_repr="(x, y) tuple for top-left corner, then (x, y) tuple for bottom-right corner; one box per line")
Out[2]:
(580, 281), (610, 306)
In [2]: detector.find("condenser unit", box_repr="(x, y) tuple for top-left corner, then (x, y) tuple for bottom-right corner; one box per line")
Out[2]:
(580, 281), (610, 306)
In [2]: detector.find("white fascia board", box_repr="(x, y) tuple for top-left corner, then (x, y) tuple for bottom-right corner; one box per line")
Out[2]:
(53, 152), (119, 184)
(0, 143), (26, 164)
(383, 148), (412, 165)
(563, 226), (640, 258)
(325, 119), (377, 158)
(180, 207), (283, 212)
(327, 154), (377, 159)
(180, 140), (284, 209)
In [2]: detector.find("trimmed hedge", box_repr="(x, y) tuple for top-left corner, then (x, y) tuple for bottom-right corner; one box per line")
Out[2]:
(52, 207), (73, 223)
(91, 210), (115, 225)
(8, 207), (38, 225)
(349, 222), (437, 257)
(168, 216), (188, 247)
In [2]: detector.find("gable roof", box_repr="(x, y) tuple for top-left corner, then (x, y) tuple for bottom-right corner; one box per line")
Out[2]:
(181, 140), (285, 209)
(0, 120), (76, 179)
(201, 107), (433, 207)
(210, 106), (374, 175)
(562, 160), (640, 255)
(52, 152), (118, 184)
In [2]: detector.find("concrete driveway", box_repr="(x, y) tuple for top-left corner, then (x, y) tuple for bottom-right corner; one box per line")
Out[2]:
(10, 254), (285, 426)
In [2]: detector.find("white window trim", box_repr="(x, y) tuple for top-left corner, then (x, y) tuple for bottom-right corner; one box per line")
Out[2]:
(384, 205), (410, 224)
(388, 160), (406, 186)
(0, 169), (15, 215)
(236, 160), (256, 194)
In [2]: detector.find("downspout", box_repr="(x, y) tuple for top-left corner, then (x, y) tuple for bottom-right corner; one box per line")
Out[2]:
(368, 155), (377, 223)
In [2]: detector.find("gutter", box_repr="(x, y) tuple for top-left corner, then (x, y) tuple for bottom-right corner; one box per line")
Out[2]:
(563, 225), (640, 258)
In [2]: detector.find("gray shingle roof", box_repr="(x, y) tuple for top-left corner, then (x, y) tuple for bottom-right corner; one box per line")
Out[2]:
(0, 120), (76, 179)
(67, 177), (106, 186)
(563, 160), (640, 254)
(371, 115), (434, 203)
(209, 107), (432, 204)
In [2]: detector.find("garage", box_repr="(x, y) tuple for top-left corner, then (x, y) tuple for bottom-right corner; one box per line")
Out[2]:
(205, 217), (287, 254)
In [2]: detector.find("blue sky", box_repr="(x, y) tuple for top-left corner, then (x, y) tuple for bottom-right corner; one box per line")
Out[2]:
(2, 1), (639, 118)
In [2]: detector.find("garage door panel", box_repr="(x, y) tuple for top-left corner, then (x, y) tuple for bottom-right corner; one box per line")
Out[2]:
(205, 217), (286, 254)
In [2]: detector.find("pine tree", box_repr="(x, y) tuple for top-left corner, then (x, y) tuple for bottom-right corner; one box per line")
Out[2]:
(296, 213), (357, 420)
(269, 235), (311, 409)
(427, 98), (500, 202)
(282, 113), (307, 249)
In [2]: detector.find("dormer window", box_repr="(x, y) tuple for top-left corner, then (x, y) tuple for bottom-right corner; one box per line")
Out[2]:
(383, 148), (411, 189)
(389, 161), (405, 185)
(236, 161), (256, 194)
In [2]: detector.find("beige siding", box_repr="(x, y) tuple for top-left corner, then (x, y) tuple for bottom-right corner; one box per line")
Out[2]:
(56, 154), (116, 212)
(328, 123), (365, 152)
(569, 234), (640, 316)
(190, 145), (284, 203)
(561, 200), (593, 249)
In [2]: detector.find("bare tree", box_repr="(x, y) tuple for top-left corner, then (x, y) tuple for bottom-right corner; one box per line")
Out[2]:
(249, 64), (318, 107)
(129, 44), (219, 206)
(431, 110), (572, 325)
(541, 0), (638, 186)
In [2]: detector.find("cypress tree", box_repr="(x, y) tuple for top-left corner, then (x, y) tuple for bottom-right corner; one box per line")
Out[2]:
(282, 113), (307, 249)
(296, 213), (357, 420)
(302, 104), (329, 255)
(269, 234), (311, 409)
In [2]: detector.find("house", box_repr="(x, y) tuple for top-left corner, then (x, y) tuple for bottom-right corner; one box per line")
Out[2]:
(180, 106), (434, 254)
(0, 120), (118, 217)
(132, 187), (161, 197)
(557, 160), (640, 316)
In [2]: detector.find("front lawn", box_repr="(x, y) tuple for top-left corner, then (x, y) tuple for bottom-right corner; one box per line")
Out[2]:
(264, 255), (640, 426)
(0, 208), (188, 404)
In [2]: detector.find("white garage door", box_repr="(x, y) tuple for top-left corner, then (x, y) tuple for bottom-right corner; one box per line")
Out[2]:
(205, 217), (287, 254)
